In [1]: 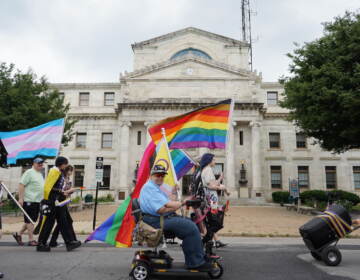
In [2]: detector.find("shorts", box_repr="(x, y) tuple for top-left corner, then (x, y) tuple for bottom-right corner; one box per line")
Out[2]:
(23, 202), (40, 224)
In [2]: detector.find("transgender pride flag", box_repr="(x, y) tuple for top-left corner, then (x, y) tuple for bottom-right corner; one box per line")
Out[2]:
(0, 118), (64, 165)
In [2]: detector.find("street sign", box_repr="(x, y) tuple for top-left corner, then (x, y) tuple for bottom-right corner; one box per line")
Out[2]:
(289, 179), (299, 198)
(95, 157), (103, 183)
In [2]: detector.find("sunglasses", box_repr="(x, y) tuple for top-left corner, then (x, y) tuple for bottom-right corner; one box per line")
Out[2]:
(154, 173), (166, 178)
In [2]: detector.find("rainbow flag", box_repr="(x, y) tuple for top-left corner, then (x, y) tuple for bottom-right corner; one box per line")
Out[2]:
(171, 149), (196, 180)
(0, 118), (64, 165)
(86, 141), (156, 247)
(149, 99), (233, 149)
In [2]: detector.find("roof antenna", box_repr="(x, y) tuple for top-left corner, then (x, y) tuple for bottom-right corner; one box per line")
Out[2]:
(241, 0), (253, 71)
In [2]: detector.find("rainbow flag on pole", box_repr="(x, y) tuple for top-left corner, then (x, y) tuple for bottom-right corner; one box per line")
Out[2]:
(149, 99), (233, 150)
(171, 149), (196, 180)
(0, 118), (64, 165)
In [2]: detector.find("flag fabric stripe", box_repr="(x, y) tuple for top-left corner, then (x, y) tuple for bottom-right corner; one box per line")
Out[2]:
(149, 99), (232, 149)
(106, 196), (132, 245)
(0, 118), (64, 165)
(7, 148), (60, 163)
(0, 119), (64, 139)
(171, 141), (226, 149)
(170, 149), (195, 180)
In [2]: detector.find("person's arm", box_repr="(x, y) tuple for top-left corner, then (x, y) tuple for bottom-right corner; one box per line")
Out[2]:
(157, 201), (184, 214)
(18, 184), (25, 206)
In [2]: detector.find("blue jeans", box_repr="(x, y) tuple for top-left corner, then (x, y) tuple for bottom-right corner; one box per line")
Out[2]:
(143, 214), (205, 268)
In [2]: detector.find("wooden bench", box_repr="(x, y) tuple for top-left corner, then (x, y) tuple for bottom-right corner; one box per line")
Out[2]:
(284, 204), (297, 211)
(68, 204), (82, 212)
(83, 202), (95, 209)
(298, 206), (315, 215)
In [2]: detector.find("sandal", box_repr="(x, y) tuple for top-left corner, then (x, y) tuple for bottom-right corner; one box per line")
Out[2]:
(28, 240), (38, 246)
(12, 232), (24, 246)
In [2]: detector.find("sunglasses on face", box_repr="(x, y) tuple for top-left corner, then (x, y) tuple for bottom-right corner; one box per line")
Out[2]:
(154, 174), (165, 178)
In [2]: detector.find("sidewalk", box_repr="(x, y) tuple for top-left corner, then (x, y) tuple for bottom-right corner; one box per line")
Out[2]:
(2, 205), (360, 237)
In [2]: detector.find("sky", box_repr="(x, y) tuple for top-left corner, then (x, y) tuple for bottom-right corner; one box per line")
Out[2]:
(0, 0), (358, 83)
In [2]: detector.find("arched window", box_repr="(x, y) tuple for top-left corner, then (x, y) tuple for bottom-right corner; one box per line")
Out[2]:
(170, 48), (212, 60)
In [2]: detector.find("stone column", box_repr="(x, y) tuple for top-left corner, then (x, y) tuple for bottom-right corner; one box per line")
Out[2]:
(119, 121), (131, 199)
(249, 121), (263, 199)
(225, 121), (237, 198)
(144, 121), (154, 144)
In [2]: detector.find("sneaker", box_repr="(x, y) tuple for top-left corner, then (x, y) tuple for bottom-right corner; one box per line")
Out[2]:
(215, 240), (227, 248)
(66, 240), (81, 252)
(37, 244), (51, 252)
(12, 232), (24, 246)
(0, 272), (4, 278)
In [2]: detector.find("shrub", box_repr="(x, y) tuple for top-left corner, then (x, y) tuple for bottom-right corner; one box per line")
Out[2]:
(300, 190), (328, 204)
(97, 194), (115, 203)
(71, 196), (81, 204)
(329, 190), (360, 206)
(272, 191), (290, 204)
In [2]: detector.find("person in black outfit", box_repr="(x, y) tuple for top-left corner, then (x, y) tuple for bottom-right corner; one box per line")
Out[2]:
(49, 165), (77, 247)
(37, 157), (81, 252)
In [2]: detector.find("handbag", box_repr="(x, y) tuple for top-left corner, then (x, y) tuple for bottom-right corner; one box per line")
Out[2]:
(135, 215), (164, 247)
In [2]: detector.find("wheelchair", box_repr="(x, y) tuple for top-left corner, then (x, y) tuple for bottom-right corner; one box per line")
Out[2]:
(129, 198), (224, 280)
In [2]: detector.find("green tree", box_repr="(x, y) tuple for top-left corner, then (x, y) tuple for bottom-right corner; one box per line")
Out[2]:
(0, 62), (76, 165)
(281, 12), (360, 153)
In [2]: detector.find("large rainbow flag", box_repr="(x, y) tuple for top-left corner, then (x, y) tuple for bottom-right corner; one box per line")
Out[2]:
(86, 141), (156, 247)
(149, 99), (233, 149)
(0, 118), (64, 165)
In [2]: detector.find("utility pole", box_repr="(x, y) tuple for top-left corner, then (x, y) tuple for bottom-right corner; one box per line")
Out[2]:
(241, 0), (253, 71)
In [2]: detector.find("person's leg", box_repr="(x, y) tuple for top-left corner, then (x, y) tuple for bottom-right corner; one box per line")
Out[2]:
(49, 223), (60, 246)
(37, 205), (56, 249)
(55, 206), (80, 251)
(163, 216), (205, 268)
(25, 203), (40, 245)
(65, 207), (77, 241)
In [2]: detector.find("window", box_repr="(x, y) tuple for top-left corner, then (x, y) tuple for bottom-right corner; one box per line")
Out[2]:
(270, 166), (282, 188)
(104, 92), (115, 106)
(101, 165), (111, 189)
(76, 133), (86, 148)
(267, 91), (278, 105)
(58, 92), (64, 100)
(137, 131), (142, 146)
(239, 130), (244, 145)
(353, 166), (360, 189)
(101, 133), (112, 148)
(296, 133), (307, 149)
(298, 166), (309, 188)
(74, 165), (84, 187)
(79, 92), (89, 106)
(170, 48), (212, 60)
(269, 133), (280, 149)
(325, 166), (337, 189)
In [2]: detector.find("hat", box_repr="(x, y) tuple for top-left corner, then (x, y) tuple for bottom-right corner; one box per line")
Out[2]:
(151, 164), (168, 175)
(33, 157), (44, 164)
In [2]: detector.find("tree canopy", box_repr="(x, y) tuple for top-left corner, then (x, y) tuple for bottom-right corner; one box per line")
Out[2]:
(281, 12), (360, 153)
(0, 62), (76, 166)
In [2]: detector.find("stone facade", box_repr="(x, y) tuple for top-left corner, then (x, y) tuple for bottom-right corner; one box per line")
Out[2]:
(2, 27), (360, 201)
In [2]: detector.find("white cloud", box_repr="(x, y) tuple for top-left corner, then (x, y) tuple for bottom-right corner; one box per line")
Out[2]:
(0, 0), (358, 82)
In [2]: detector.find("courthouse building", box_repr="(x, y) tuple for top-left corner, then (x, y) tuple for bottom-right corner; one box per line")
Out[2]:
(2, 27), (360, 201)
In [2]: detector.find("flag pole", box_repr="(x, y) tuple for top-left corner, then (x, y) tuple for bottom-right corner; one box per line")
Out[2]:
(223, 99), (235, 198)
(0, 182), (35, 225)
(161, 128), (184, 216)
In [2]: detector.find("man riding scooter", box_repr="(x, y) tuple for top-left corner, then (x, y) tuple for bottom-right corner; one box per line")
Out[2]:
(139, 164), (212, 270)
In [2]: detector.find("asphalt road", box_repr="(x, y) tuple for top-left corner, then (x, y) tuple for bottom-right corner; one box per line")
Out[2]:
(0, 238), (359, 280)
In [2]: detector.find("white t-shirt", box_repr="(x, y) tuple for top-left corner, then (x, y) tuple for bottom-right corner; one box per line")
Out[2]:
(201, 165), (219, 206)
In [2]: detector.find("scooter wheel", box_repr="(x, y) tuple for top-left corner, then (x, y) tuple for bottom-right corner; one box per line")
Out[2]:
(208, 261), (224, 279)
(321, 246), (342, 266)
(310, 251), (322, 261)
(131, 262), (150, 280)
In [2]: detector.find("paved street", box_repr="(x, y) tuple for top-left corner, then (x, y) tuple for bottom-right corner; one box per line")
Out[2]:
(1, 237), (359, 280)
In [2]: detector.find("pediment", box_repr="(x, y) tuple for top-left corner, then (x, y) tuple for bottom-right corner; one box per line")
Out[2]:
(122, 56), (252, 80)
(132, 27), (249, 50)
